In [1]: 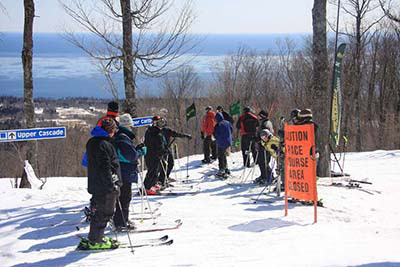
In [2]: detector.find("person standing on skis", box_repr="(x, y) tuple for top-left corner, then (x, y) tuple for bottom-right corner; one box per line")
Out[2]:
(78, 118), (122, 250)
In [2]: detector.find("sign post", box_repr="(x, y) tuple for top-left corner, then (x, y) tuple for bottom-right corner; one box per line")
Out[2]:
(284, 123), (318, 223)
(0, 127), (67, 142)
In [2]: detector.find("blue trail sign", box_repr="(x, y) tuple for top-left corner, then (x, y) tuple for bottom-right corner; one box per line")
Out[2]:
(0, 127), (67, 142)
(132, 116), (153, 127)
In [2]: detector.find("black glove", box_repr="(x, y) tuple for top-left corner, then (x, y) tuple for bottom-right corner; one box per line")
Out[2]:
(185, 134), (192, 140)
(136, 143), (145, 150)
(200, 132), (205, 140)
(271, 144), (278, 151)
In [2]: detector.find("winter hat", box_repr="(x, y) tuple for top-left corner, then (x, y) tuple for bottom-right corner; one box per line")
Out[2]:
(243, 106), (251, 113)
(216, 106), (223, 111)
(101, 118), (117, 134)
(297, 109), (313, 123)
(260, 129), (272, 139)
(205, 106), (212, 111)
(119, 113), (133, 128)
(258, 110), (268, 118)
(152, 115), (161, 122)
(107, 101), (119, 113)
(290, 108), (301, 120)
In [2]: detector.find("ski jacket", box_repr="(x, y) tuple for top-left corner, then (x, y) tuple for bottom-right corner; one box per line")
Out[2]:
(201, 111), (216, 137)
(144, 126), (168, 160)
(261, 135), (280, 158)
(113, 127), (140, 183)
(213, 112), (233, 149)
(86, 127), (122, 196)
(161, 127), (189, 147)
(236, 112), (259, 136)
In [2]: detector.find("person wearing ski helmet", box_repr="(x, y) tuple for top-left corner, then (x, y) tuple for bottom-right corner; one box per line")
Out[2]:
(259, 128), (284, 190)
(143, 116), (169, 195)
(254, 109), (274, 185)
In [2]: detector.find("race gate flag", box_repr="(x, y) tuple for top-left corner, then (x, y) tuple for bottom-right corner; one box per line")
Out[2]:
(0, 127), (66, 142)
(284, 123), (318, 223)
(132, 116), (153, 127)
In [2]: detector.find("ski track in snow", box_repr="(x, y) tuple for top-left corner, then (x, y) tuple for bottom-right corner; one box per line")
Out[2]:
(0, 150), (400, 267)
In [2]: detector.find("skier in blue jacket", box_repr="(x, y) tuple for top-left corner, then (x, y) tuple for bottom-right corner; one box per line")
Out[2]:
(112, 113), (146, 231)
(213, 112), (233, 178)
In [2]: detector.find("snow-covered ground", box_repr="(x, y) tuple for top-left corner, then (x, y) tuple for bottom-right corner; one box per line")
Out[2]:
(0, 150), (399, 267)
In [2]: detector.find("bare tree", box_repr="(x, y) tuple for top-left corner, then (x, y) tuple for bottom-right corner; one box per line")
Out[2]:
(21, 0), (37, 187)
(312, 0), (330, 177)
(60, 0), (196, 117)
(340, 0), (385, 150)
(379, 0), (400, 23)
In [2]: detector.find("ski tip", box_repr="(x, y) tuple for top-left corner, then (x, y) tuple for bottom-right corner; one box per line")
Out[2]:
(160, 235), (169, 241)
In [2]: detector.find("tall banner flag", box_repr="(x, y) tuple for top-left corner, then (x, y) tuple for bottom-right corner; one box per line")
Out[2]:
(229, 100), (240, 116)
(284, 123), (318, 223)
(186, 102), (196, 122)
(330, 43), (346, 148)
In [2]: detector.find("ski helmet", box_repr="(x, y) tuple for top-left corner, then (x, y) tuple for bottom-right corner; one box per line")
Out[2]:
(260, 129), (272, 139)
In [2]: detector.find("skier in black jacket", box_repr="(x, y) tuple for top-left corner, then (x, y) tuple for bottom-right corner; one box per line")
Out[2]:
(159, 118), (192, 186)
(254, 110), (275, 185)
(80, 118), (122, 250)
(236, 107), (259, 167)
(143, 116), (168, 195)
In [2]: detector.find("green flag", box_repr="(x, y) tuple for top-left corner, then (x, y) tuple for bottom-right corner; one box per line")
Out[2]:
(330, 43), (346, 148)
(229, 100), (240, 116)
(186, 102), (196, 122)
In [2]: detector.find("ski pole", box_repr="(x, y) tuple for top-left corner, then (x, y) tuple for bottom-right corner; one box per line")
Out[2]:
(117, 199), (134, 254)
(254, 158), (277, 203)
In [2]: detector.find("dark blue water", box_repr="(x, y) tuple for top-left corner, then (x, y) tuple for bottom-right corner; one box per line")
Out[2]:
(0, 32), (307, 98)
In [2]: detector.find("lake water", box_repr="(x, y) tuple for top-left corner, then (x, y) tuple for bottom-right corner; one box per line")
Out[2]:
(0, 33), (307, 98)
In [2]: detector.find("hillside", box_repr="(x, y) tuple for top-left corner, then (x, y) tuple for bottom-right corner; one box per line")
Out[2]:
(0, 150), (399, 267)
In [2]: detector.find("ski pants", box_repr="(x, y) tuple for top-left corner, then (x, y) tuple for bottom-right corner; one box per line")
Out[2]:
(88, 189), (119, 243)
(144, 155), (162, 190)
(158, 150), (174, 185)
(113, 181), (132, 227)
(257, 144), (272, 181)
(217, 146), (229, 171)
(241, 134), (256, 167)
(203, 135), (217, 161)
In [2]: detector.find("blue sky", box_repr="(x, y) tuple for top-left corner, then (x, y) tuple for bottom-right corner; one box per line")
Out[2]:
(0, 0), (319, 34)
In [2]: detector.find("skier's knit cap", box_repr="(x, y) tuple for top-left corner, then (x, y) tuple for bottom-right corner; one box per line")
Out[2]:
(107, 101), (119, 113)
(243, 106), (251, 113)
(101, 118), (117, 133)
(205, 106), (212, 111)
(258, 110), (268, 118)
(216, 106), (223, 111)
(119, 113), (133, 128)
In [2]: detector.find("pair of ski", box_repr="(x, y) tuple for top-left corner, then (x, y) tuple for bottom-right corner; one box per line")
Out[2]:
(118, 235), (173, 249)
(75, 234), (173, 251)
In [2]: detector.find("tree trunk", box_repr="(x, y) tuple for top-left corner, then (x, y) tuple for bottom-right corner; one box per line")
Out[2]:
(312, 0), (330, 177)
(120, 0), (137, 117)
(22, 0), (37, 184)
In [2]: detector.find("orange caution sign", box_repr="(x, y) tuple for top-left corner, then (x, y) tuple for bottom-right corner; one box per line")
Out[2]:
(284, 123), (318, 223)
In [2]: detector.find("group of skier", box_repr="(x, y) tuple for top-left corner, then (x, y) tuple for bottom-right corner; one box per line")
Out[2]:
(79, 100), (315, 250)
